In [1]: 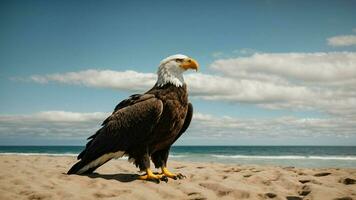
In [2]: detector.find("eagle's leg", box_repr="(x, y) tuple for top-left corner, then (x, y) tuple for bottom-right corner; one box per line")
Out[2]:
(138, 168), (167, 182)
(160, 166), (185, 179)
(152, 148), (185, 180)
(136, 152), (167, 183)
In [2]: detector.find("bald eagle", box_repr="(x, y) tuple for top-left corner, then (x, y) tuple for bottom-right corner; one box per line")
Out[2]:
(67, 54), (198, 182)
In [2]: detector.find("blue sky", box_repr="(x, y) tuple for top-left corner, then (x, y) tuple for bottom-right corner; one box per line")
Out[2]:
(1, 0), (356, 145)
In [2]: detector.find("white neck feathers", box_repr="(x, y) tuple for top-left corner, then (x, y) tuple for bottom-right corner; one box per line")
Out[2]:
(156, 62), (185, 87)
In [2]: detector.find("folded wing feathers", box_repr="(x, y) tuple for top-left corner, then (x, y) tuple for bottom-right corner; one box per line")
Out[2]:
(78, 93), (159, 160)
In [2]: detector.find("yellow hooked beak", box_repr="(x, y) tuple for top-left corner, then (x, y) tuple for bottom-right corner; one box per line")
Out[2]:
(180, 58), (199, 71)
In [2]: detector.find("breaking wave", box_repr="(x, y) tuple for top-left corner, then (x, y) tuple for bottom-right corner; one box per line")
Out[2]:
(211, 155), (356, 160)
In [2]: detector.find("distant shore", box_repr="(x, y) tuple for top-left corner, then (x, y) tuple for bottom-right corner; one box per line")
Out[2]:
(0, 155), (355, 200)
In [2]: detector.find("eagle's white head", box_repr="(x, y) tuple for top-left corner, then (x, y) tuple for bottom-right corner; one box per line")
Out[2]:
(156, 54), (199, 87)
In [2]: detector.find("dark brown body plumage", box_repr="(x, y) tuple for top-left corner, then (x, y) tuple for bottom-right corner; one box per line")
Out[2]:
(67, 83), (193, 174)
(146, 83), (188, 152)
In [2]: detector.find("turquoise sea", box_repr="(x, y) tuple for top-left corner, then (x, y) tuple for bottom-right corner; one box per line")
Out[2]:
(1, 146), (356, 168)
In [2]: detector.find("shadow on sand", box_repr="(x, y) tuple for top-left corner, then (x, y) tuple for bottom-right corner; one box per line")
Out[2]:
(85, 172), (139, 182)
(65, 172), (167, 183)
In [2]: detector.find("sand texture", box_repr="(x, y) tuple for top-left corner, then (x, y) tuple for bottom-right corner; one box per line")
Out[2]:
(0, 155), (355, 200)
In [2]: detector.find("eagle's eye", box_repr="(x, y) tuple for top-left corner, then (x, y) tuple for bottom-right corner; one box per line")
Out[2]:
(175, 58), (184, 62)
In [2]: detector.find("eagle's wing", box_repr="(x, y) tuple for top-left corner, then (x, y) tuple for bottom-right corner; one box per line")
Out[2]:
(173, 102), (193, 143)
(68, 94), (163, 174)
(151, 103), (193, 169)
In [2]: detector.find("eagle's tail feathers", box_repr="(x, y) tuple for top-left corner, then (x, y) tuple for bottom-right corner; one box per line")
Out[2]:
(68, 151), (125, 175)
(67, 160), (87, 175)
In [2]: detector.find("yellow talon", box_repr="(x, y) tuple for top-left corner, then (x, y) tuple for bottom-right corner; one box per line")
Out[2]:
(139, 168), (167, 183)
(161, 167), (185, 179)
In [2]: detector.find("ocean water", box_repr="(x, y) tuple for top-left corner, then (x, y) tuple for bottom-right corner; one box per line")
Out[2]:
(1, 146), (355, 168)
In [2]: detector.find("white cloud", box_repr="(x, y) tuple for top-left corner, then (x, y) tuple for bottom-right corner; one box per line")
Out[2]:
(209, 52), (356, 117)
(27, 69), (317, 104)
(0, 111), (108, 138)
(192, 113), (356, 137)
(210, 52), (356, 83)
(233, 48), (260, 55)
(211, 48), (260, 59)
(186, 73), (315, 104)
(327, 35), (356, 47)
(31, 70), (156, 92)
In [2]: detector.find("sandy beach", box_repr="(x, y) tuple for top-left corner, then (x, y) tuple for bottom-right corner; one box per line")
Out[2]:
(0, 155), (355, 200)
